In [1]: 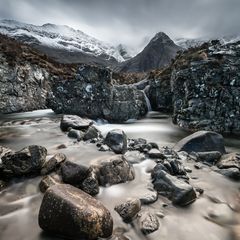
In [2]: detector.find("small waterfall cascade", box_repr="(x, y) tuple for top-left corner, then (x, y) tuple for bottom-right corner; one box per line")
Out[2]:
(141, 90), (152, 112)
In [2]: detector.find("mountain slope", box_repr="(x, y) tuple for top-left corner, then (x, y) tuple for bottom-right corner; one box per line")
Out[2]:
(0, 19), (125, 67)
(116, 32), (182, 73)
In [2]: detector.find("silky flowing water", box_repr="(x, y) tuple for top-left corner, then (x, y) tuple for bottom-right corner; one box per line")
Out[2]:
(0, 110), (239, 240)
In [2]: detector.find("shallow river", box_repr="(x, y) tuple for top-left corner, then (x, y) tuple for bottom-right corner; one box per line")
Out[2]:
(0, 110), (239, 240)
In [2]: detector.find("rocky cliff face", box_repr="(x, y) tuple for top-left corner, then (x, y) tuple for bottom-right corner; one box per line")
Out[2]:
(48, 65), (148, 122)
(171, 41), (240, 134)
(0, 35), (51, 113)
(147, 68), (173, 112)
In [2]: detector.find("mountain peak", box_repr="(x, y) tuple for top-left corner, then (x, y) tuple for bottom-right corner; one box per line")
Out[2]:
(117, 32), (181, 73)
(151, 32), (174, 44)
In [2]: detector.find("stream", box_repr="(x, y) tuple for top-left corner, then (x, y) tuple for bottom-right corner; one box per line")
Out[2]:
(0, 110), (240, 240)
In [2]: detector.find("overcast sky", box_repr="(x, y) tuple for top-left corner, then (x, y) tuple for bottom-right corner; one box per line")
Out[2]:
(0, 0), (240, 50)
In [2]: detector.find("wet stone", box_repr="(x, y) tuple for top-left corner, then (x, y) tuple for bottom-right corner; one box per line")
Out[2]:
(60, 115), (93, 131)
(148, 149), (166, 159)
(1, 145), (47, 176)
(114, 198), (141, 222)
(67, 129), (83, 141)
(152, 169), (197, 206)
(138, 211), (159, 235)
(39, 174), (62, 193)
(104, 129), (128, 154)
(61, 161), (89, 186)
(41, 153), (66, 175)
(38, 184), (113, 239)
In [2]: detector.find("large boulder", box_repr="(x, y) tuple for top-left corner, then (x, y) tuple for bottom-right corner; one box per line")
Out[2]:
(91, 155), (135, 186)
(38, 184), (113, 239)
(152, 169), (197, 206)
(2, 145), (47, 176)
(60, 115), (93, 131)
(104, 129), (128, 154)
(174, 131), (226, 154)
(103, 85), (148, 122)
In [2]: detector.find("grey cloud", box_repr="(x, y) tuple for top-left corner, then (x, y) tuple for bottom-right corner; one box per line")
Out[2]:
(0, 0), (240, 51)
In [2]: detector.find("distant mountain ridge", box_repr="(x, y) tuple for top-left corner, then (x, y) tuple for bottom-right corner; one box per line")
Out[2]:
(175, 35), (240, 49)
(0, 19), (128, 66)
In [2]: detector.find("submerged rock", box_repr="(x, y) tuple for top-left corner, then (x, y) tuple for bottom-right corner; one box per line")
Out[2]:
(174, 131), (226, 154)
(41, 153), (66, 175)
(104, 129), (128, 154)
(67, 129), (83, 141)
(38, 184), (113, 239)
(114, 198), (141, 222)
(216, 168), (240, 181)
(61, 161), (89, 186)
(2, 145), (47, 176)
(91, 155), (135, 186)
(60, 115), (93, 131)
(152, 169), (197, 206)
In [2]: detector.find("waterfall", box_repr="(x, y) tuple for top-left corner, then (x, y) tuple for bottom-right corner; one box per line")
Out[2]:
(142, 90), (152, 112)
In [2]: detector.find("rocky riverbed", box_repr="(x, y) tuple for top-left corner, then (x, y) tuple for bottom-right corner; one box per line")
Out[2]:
(0, 110), (240, 240)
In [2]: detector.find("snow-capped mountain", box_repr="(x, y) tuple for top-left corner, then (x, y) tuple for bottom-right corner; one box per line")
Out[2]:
(0, 19), (127, 66)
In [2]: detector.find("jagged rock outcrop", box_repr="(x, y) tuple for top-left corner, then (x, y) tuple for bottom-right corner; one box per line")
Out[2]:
(48, 65), (148, 122)
(171, 40), (240, 134)
(117, 32), (181, 73)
